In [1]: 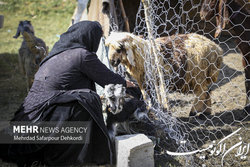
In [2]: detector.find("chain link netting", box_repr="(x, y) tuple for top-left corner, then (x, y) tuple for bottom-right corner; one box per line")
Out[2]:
(107, 0), (249, 166)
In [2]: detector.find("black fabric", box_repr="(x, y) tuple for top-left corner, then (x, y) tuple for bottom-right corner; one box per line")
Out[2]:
(7, 90), (115, 166)
(36, 48), (126, 93)
(40, 20), (103, 66)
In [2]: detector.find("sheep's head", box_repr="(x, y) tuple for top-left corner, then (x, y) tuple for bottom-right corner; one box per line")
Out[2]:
(105, 32), (136, 67)
(103, 84), (126, 114)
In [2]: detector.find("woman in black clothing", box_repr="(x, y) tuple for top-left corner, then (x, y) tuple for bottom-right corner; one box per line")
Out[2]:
(1, 21), (134, 167)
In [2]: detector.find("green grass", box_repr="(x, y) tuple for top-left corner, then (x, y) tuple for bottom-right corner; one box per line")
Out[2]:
(0, 0), (75, 54)
(0, 0), (75, 121)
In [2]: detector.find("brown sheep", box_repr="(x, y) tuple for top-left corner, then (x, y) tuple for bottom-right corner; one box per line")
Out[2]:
(200, 0), (250, 110)
(105, 32), (223, 116)
(14, 20), (48, 92)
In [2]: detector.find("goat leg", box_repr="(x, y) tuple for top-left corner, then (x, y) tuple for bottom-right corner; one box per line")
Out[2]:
(190, 86), (211, 116)
(237, 40), (250, 111)
(243, 56), (250, 111)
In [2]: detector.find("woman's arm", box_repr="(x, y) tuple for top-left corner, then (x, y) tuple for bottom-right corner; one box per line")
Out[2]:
(80, 53), (127, 87)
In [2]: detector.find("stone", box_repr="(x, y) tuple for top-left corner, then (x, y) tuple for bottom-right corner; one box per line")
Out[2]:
(115, 134), (154, 167)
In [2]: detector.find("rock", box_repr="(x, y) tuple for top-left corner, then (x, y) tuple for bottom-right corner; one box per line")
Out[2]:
(115, 134), (154, 167)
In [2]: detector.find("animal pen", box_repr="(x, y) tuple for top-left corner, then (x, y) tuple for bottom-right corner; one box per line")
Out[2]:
(93, 0), (250, 166)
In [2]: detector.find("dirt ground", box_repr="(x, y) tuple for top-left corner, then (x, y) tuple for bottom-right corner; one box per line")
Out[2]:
(0, 37), (249, 167)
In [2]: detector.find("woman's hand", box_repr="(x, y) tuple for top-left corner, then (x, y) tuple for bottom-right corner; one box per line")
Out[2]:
(126, 80), (136, 87)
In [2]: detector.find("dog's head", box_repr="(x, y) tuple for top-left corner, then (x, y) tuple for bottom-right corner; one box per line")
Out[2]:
(13, 20), (34, 39)
(105, 32), (136, 67)
(103, 84), (126, 114)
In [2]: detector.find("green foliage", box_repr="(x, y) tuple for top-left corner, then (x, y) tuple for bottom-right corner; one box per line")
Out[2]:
(0, 0), (75, 17)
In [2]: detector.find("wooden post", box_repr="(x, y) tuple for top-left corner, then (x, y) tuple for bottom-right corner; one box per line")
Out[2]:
(141, 0), (169, 110)
(181, 1), (186, 34)
(118, 0), (130, 32)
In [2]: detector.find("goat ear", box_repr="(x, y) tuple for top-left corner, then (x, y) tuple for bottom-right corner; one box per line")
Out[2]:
(122, 86), (126, 96)
(122, 34), (135, 66)
(215, 0), (229, 38)
(126, 48), (135, 67)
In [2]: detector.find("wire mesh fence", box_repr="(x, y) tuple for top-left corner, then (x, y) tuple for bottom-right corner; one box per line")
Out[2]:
(108, 0), (249, 166)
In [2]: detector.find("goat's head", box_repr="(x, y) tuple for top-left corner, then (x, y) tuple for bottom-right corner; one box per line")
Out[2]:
(200, 0), (229, 38)
(105, 32), (136, 67)
(13, 20), (34, 39)
(103, 84), (126, 114)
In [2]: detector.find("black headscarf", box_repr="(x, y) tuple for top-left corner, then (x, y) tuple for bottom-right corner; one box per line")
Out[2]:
(40, 21), (103, 66)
